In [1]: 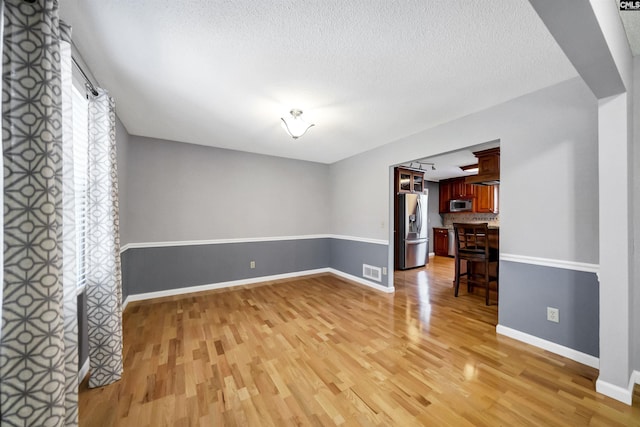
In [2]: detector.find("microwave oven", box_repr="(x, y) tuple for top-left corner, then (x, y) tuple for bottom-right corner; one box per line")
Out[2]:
(449, 199), (473, 212)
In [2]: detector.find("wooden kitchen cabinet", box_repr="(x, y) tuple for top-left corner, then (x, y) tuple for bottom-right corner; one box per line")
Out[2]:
(412, 173), (424, 193)
(474, 185), (499, 213)
(439, 180), (452, 213)
(433, 228), (449, 256)
(439, 177), (474, 213)
(477, 148), (500, 175)
(453, 180), (475, 199)
(443, 177), (475, 199)
(439, 177), (499, 214)
(395, 168), (425, 194)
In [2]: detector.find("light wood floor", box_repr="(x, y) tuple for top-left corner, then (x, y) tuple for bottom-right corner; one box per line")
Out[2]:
(79, 256), (640, 426)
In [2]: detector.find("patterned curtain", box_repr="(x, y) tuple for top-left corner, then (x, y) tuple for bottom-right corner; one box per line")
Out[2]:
(1, 0), (78, 425)
(86, 89), (123, 388)
(60, 19), (79, 427)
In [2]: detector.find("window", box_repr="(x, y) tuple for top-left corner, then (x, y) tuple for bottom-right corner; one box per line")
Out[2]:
(72, 85), (89, 293)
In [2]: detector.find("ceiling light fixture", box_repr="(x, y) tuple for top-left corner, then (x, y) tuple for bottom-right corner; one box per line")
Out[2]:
(416, 162), (436, 171)
(281, 109), (315, 139)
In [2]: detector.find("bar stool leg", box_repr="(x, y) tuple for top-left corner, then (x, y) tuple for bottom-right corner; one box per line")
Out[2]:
(496, 260), (499, 305)
(485, 261), (490, 305)
(454, 256), (460, 297)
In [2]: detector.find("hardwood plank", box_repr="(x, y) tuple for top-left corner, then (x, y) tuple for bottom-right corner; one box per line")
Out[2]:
(79, 257), (640, 426)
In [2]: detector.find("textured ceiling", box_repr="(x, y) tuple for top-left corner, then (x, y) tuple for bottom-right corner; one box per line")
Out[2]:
(60, 0), (578, 164)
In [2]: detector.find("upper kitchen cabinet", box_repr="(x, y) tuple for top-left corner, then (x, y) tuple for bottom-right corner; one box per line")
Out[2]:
(474, 185), (499, 213)
(395, 167), (425, 194)
(439, 180), (452, 213)
(439, 176), (499, 213)
(465, 147), (500, 186)
(449, 178), (476, 199)
(438, 177), (475, 213)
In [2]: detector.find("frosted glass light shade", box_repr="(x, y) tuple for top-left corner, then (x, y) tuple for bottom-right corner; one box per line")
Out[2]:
(281, 109), (314, 139)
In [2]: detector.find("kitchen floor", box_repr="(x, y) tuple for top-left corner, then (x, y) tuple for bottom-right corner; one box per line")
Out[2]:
(394, 255), (498, 326)
(394, 255), (498, 312)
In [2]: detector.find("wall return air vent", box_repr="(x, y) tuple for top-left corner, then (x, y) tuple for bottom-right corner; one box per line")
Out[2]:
(362, 264), (382, 282)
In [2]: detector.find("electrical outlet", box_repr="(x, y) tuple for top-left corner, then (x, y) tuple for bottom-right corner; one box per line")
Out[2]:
(250, 261), (255, 269)
(547, 307), (559, 323)
(382, 267), (387, 275)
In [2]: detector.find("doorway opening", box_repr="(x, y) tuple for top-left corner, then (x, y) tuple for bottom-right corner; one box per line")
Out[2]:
(389, 140), (501, 305)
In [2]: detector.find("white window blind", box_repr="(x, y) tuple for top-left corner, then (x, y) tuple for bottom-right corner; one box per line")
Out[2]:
(72, 86), (89, 293)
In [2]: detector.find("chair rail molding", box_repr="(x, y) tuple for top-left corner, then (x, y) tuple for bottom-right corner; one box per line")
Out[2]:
(500, 253), (599, 274)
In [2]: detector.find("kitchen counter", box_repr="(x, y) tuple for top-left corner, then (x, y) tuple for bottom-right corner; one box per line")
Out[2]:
(438, 225), (500, 230)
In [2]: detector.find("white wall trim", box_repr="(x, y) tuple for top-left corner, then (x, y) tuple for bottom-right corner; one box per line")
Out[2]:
(496, 324), (599, 369)
(500, 253), (599, 274)
(600, 370), (640, 405)
(326, 234), (389, 246)
(120, 234), (389, 253)
(122, 267), (394, 309)
(328, 268), (395, 293)
(120, 235), (329, 253)
(595, 378), (633, 406)
(78, 357), (90, 385)
(123, 268), (329, 308)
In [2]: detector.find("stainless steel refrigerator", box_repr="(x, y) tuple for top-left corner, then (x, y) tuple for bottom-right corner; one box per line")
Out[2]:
(398, 192), (428, 270)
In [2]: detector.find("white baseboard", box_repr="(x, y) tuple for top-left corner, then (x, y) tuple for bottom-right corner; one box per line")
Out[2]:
(122, 268), (395, 308)
(123, 268), (330, 308)
(78, 357), (90, 385)
(496, 324), (599, 369)
(498, 325), (638, 406)
(428, 252), (435, 257)
(598, 369), (640, 405)
(595, 378), (633, 405)
(328, 268), (395, 293)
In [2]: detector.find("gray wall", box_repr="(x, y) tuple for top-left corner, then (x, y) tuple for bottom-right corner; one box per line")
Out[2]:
(634, 55), (640, 373)
(329, 77), (598, 264)
(330, 239), (388, 287)
(123, 136), (330, 245)
(426, 181), (442, 253)
(501, 87), (598, 264)
(122, 237), (388, 298)
(499, 261), (599, 356)
(329, 77), (599, 356)
(119, 135), (390, 298)
(123, 238), (331, 296)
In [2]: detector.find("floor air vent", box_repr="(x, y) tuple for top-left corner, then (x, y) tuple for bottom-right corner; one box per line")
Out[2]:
(362, 264), (382, 282)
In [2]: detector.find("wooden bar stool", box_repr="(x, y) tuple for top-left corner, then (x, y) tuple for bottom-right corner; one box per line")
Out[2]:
(453, 223), (499, 305)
